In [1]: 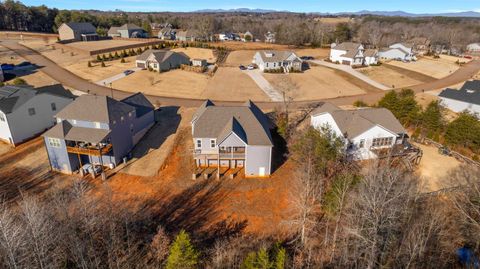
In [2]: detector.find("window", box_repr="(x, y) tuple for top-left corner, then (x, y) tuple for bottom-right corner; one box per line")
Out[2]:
(51, 103), (56, 111)
(210, 139), (216, 148)
(196, 139), (202, 148)
(28, 108), (36, 116)
(128, 112), (132, 117)
(121, 116), (124, 122)
(359, 139), (365, 148)
(48, 138), (61, 148)
(372, 137), (394, 147)
(0, 114), (5, 122)
(94, 122), (101, 129)
(72, 119), (77, 125)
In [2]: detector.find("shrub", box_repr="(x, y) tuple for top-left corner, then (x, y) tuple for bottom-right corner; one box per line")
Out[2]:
(114, 51), (119, 58)
(101, 60), (106, 67)
(122, 50), (127, 57)
(353, 100), (368, 107)
(11, 78), (27, 85)
(108, 52), (113, 59)
(87, 61), (92, 67)
(165, 230), (198, 269)
(96, 54), (101, 61)
(120, 57), (125, 63)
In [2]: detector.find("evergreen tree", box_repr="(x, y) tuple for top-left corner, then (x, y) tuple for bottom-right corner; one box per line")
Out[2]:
(165, 230), (199, 269)
(445, 112), (480, 151)
(114, 51), (119, 58)
(241, 252), (257, 269)
(120, 57), (125, 63)
(101, 60), (106, 67)
(421, 100), (444, 138)
(256, 248), (270, 269)
(271, 243), (286, 269)
(87, 61), (92, 67)
(96, 54), (101, 61)
(108, 52), (113, 59)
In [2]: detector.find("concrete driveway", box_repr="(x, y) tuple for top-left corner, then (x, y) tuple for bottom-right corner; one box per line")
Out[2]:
(242, 69), (283, 101)
(96, 67), (142, 86)
(310, 60), (390, 91)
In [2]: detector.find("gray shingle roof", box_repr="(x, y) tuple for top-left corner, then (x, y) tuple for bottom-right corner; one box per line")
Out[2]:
(257, 50), (300, 63)
(136, 50), (189, 63)
(439, 80), (480, 105)
(118, 23), (143, 30)
(121, 92), (155, 118)
(0, 85), (74, 114)
(333, 42), (362, 51)
(312, 103), (406, 139)
(192, 100), (273, 146)
(44, 121), (110, 144)
(64, 22), (96, 33)
(364, 49), (378, 57)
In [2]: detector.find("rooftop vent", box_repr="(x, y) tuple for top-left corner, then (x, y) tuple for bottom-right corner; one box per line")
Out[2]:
(265, 52), (274, 57)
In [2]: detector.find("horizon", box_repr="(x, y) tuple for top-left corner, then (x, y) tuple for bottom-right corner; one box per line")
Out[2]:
(19, 0), (480, 13)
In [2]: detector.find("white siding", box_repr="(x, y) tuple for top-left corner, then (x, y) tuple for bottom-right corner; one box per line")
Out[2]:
(311, 113), (344, 139)
(440, 97), (480, 115)
(245, 145), (272, 176)
(350, 125), (398, 160)
(0, 111), (12, 143)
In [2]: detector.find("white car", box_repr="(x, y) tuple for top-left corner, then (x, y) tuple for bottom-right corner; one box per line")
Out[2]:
(247, 65), (255, 70)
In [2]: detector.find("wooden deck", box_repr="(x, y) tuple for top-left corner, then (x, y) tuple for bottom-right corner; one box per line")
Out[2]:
(66, 144), (112, 156)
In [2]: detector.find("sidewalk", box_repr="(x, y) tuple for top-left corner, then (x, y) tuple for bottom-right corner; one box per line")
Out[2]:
(242, 69), (283, 101)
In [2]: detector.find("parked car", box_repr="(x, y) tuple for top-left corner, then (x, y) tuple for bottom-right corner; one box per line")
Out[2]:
(123, 70), (134, 75)
(1, 63), (14, 70)
(247, 64), (255, 70)
(239, 65), (246, 70)
(300, 56), (314, 60)
(438, 146), (451, 156)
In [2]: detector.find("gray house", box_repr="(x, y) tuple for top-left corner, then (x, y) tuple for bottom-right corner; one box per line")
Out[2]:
(0, 84), (75, 146)
(58, 22), (98, 42)
(43, 93), (155, 174)
(253, 50), (303, 72)
(176, 30), (196, 42)
(135, 50), (190, 72)
(191, 100), (273, 177)
(108, 24), (148, 38)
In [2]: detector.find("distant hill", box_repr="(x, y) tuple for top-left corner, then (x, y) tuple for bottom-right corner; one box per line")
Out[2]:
(194, 8), (283, 13)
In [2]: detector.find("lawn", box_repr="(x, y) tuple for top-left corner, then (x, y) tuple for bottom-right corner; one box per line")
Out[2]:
(172, 47), (216, 63)
(386, 56), (463, 79)
(64, 56), (137, 83)
(359, 65), (424, 89)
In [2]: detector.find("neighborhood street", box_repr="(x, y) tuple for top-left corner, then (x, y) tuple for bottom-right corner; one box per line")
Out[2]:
(2, 39), (480, 110)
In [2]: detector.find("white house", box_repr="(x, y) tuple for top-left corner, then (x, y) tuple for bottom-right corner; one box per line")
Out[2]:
(438, 80), (480, 115)
(364, 49), (379, 65)
(0, 85), (75, 146)
(329, 42), (365, 66)
(379, 43), (417, 61)
(253, 51), (303, 72)
(135, 50), (190, 72)
(467, 43), (480, 54)
(310, 103), (408, 160)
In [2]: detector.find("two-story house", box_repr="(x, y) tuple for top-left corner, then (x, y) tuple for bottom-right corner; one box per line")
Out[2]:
(253, 50), (303, 72)
(108, 24), (148, 38)
(311, 103), (408, 160)
(378, 43), (417, 61)
(329, 42), (365, 66)
(43, 93), (155, 174)
(191, 100), (273, 177)
(0, 84), (75, 146)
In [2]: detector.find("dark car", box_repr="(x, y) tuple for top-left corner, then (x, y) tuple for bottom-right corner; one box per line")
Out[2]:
(17, 61), (32, 67)
(239, 65), (247, 70)
(1, 63), (14, 70)
(300, 56), (314, 60)
(123, 70), (134, 75)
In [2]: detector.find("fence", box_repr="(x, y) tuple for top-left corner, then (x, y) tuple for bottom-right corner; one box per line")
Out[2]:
(418, 137), (480, 167)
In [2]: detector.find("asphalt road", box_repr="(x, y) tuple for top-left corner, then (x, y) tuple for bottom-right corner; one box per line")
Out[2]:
(3, 40), (480, 110)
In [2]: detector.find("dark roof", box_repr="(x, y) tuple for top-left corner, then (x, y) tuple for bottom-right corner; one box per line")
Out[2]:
(0, 85), (74, 114)
(256, 50), (300, 63)
(136, 50), (190, 63)
(333, 42), (363, 51)
(55, 94), (135, 123)
(44, 121), (111, 144)
(121, 92), (155, 118)
(438, 80), (480, 105)
(64, 22), (96, 33)
(192, 100), (273, 146)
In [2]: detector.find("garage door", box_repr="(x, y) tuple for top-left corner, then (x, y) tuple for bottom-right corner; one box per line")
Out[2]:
(136, 61), (146, 69)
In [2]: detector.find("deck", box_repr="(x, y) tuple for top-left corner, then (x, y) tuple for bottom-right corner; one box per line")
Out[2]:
(66, 144), (112, 156)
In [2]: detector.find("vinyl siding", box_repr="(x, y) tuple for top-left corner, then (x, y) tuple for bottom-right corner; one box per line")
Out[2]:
(245, 145), (272, 176)
(440, 97), (480, 115)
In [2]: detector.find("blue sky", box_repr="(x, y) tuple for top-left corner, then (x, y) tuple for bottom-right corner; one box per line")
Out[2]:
(20, 0), (480, 13)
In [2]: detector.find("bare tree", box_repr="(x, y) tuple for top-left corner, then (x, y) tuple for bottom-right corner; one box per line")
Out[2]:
(0, 201), (24, 269)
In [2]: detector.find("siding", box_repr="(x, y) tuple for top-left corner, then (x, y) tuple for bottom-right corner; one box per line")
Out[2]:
(0, 111), (12, 143)
(44, 137), (76, 173)
(440, 97), (480, 115)
(350, 125), (398, 160)
(58, 25), (75, 41)
(218, 133), (245, 147)
(245, 145), (272, 176)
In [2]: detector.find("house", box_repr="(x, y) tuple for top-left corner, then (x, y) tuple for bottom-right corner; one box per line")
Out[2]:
(58, 22), (98, 42)
(192, 59), (207, 67)
(408, 37), (431, 53)
(191, 100), (273, 177)
(378, 43), (417, 61)
(218, 32), (240, 41)
(329, 42), (365, 66)
(108, 24), (148, 38)
(364, 49), (379, 65)
(310, 103), (408, 160)
(253, 51), (303, 72)
(176, 30), (196, 42)
(264, 31), (276, 43)
(158, 27), (177, 40)
(135, 50), (190, 72)
(467, 43), (480, 54)
(0, 84), (75, 146)
(241, 31), (254, 42)
(43, 93), (155, 174)
(438, 80), (480, 115)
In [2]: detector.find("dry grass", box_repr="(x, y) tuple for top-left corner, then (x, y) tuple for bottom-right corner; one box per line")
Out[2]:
(225, 48), (330, 67)
(64, 56), (136, 83)
(66, 39), (148, 52)
(171, 48), (216, 63)
(359, 65), (424, 89)
(294, 48), (330, 59)
(202, 67), (270, 101)
(208, 41), (292, 51)
(387, 56), (462, 79)
(264, 66), (366, 101)
(113, 69), (209, 98)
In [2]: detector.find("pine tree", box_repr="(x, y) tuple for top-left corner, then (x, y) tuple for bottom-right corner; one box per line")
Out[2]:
(109, 52), (113, 59)
(120, 57), (125, 63)
(96, 54), (101, 61)
(272, 244), (286, 269)
(165, 230), (199, 269)
(114, 51), (119, 58)
(87, 61), (92, 67)
(421, 100), (444, 138)
(101, 60), (106, 67)
(256, 248), (270, 269)
(241, 252), (257, 269)
(122, 50), (127, 57)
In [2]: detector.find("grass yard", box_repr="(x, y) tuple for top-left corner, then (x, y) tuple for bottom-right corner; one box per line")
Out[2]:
(294, 48), (330, 59)
(64, 56), (136, 83)
(264, 66), (366, 101)
(208, 41), (292, 51)
(359, 65), (424, 89)
(112, 69), (209, 98)
(172, 47), (216, 63)
(225, 50), (255, 66)
(386, 56), (462, 79)
(202, 67), (270, 101)
(66, 39), (148, 52)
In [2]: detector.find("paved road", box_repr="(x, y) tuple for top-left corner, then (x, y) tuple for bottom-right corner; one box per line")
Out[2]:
(310, 60), (390, 90)
(3, 40), (480, 110)
(242, 69), (283, 101)
(96, 67), (142, 86)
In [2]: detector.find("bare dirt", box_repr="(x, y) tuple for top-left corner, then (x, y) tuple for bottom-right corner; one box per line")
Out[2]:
(65, 56), (136, 83)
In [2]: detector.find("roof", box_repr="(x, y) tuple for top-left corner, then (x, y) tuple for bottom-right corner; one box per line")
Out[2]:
(438, 80), (480, 105)
(108, 26), (120, 35)
(364, 49), (378, 57)
(192, 100), (273, 146)
(256, 50), (299, 63)
(63, 22), (96, 33)
(121, 92), (154, 118)
(333, 42), (363, 51)
(118, 23), (143, 30)
(0, 85), (74, 114)
(136, 49), (190, 63)
(44, 121), (111, 144)
(176, 30), (193, 38)
(312, 103), (406, 139)
(55, 94), (135, 123)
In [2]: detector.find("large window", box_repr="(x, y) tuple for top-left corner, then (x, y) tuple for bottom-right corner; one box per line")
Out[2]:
(28, 108), (36, 116)
(48, 138), (61, 148)
(210, 139), (216, 148)
(372, 137), (394, 147)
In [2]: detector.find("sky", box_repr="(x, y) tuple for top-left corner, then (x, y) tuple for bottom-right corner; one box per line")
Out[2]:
(19, 0), (480, 13)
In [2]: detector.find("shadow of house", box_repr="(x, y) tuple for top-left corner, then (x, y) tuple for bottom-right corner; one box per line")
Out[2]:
(129, 106), (181, 160)
(3, 64), (44, 82)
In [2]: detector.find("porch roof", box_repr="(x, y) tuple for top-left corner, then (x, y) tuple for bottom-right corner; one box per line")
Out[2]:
(44, 121), (111, 144)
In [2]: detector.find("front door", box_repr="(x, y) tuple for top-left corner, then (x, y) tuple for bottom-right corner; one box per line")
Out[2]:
(259, 167), (266, 177)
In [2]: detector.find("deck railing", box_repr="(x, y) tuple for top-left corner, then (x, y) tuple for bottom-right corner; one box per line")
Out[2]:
(67, 144), (112, 156)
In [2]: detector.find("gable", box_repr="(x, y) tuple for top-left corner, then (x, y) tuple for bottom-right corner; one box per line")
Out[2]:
(311, 113), (344, 139)
(352, 124), (398, 141)
(218, 132), (246, 147)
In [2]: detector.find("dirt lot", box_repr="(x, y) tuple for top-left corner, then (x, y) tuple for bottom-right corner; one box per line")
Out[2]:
(359, 65), (425, 89)
(172, 48), (216, 63)
(66, 39), (149, 53)
(264, 66), (367, 101)
(21, 39), (91, 67)
(0, 45), (58, 87)
(415, 143), (462, 192)
(203, 67), (269, 101)
(387, 56), (463, 79)
(113, 69), (209, 99)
